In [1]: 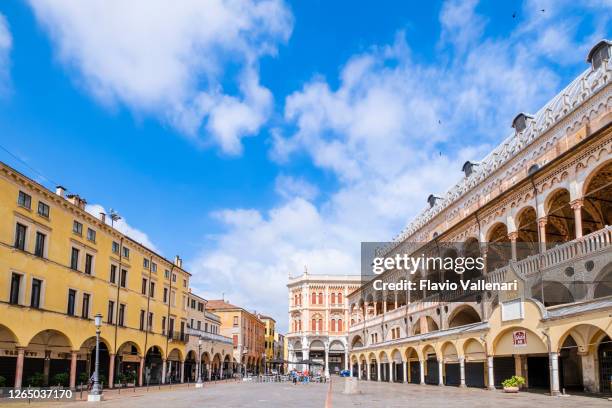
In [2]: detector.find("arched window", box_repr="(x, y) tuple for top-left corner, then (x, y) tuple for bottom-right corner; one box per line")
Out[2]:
(338, 293), (342, 303)
(298, 320), (302, 331)
(331, 293), (336, 304)
(338, 319), (343, 332)
(312, 292), (317, 304)
(318, 319), (323, 331)
(331, 319), (336, 332)
(318, 293), (323, 304)
(311, 319), (316, 331)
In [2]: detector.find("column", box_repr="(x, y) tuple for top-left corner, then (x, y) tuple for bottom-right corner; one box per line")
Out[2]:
(377, 361), (381, 382)
(459, 357), (466, 388)
(69, 351), (78, 389)
(139, 357), (145, 386)
(207, 363), (212, 381)
(390, 362), (394, 383)
(438, 360), (443, 386)
(356, 360), (360, 379)
(324, 345), (330, 377)
(487, 356), (495, 390)
(508, 232), (518, 261)
(344, 351), (349, 371)
(108, 353), (115, 389)
(43, 351), (51, 386)
(161, 359), (167, 384)
(403, 361), (408, 383)
(538, 217), (547, 253)
(180, 360), (185, 383)
(419, 360), (425, 385)
(571, 199), (584, 239)
(14, 347), (25, 389)
(549, 352), (560, 396)
(366, 361), (371, 380)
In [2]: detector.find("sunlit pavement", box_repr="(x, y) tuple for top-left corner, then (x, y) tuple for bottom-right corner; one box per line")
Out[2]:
(7, 378), (612, 408)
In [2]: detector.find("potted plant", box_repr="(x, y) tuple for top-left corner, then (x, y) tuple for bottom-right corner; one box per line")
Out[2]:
(124, 371), (137, 386)
(26, 372), (44, 387)
(502, 375), (525, 393)
(78, 372), (89, 389)
(114, 372), (126, 387)
(52, 373), (69, 388)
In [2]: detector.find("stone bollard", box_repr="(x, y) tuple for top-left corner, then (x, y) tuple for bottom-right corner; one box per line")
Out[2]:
(343, 377), (361, 395)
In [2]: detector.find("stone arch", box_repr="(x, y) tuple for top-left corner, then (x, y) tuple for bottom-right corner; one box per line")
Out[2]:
(531, 280), (574, 306)
(404, 346), (420, 361)
(486, 222), (511, 272)
(425, 315), (439, 332)
(26, 329), (73, 351)
(462, 338), (486, 361)
(544, 188), (574, 244)
(367, 352), (377, 364)
(378, 350), (389, 363)
(492, 327), (547, 355)
(514, 205), (539, 259)
(555, 323), (609, 354)
(441, 341), (459, 362)
(117, 341), (142, 357)
(447, 305), (481, 328)
(421, 344), (437, 359)
(390, 348), (402, 363)
(351, 335), (364, 348)
(594, 261), (612, 299)
(168, 348), (183, 361)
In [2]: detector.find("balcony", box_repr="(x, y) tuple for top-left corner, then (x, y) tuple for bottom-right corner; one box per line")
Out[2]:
(186, 327), (233, 345)
(167, 331), (189, 343)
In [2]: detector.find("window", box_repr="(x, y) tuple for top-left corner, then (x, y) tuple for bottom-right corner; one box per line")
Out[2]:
(149, 281), (155, 297)
(163, 288), (168, 303)
(70, 248), (79, 270)
(141, 278), (147, 295)
(107, 301), (115, 324)
(82, 293), (90, 318)
(67, 289), (76, 315)
(338, 293), (342, 303)
(233, 316), (239, 327)
(120, 269), (127, 288)
(109, 265), (117, 284)
(197, 321), (201, 330)
(311, 292), (316, 304)
(331, 293), (336, 304)
(183, 279), (187, 288)
(164, 269), (170, 279)
(338, 319), (343, 332)
(148, 312), (153, 331)
(162, 316), (167, 335)
(84, 254), (93, 275)
(112, 241), (120, 254)
(318, 293), (323, 305)
(37, 202), (50, 218)
(204, 322), (208, 332)
(143, 259), (150, 269)
(18, 191), (31, 209)
(168, 317), (174, 337)
(34, 232), (46, 257)
(172, 273), (176, 283)
(9, 273), (21, 304)
(151, 262), (157, 273)
(331, 319), (336, 332)
(31, 278), (42, 308)
(118, 304), (125, 326)
(139, 310), (145, 330)
(122, 247), (130, 259)
(86, 228), (96, 242)
(14, 223), (27, 250)
(72, 220), (83, 235)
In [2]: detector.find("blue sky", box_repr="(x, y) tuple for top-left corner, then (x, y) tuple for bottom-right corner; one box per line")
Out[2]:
(0, 0), (609, 330)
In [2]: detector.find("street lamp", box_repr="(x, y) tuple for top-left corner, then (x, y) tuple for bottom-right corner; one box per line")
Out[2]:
(196, 337), (203, 388)
(88, 313), (103, 402)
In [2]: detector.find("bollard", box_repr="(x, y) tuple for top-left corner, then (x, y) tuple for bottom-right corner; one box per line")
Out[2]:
(80, 383), (83, 400)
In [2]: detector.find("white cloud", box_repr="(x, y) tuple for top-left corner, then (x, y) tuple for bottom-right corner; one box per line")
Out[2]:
(27, 0), (292, 155)
(86, 204), (159, 253)
(0, 13), (12, 95)
(275, 174), (319, 201)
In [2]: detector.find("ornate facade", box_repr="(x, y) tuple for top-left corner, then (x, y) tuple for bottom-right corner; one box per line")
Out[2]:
(348, 39), (612, 395)
(287, 271), (361, 375)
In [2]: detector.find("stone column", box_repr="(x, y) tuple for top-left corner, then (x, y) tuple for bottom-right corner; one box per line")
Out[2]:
(161, 359), (167, 384)
(377, 361), (381, 382)
(549, 352), (560, 396)
(344, 351), (349, 371)
(403, 361), (408, 383)
(356, 360), (361, 379)
(487, 356), (495, 390)
(324, 345), (330, 377)
(459, 357), (466, 388)
(14, 347), (25, 389)
(108, 353), (116, 389)
(390, 362), (394, 382)
(538, 217), (547, 253)
(438, 360), (443, 386)
(508, 232), (518, 261)
(180, 360), (185, 383)
(419, 360), (425, 385)
(69, 351), (78, 389)
(571, 199), (584, 239)
(366, 361), (371, 380)
(43, 350), (51, 386)
(139, 357), (145, 386)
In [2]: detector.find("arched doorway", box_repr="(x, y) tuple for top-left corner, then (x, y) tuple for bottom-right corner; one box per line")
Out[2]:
(405, 347), (420, 384)
(441, 342), (459, 386)
(368, 353), (377, 381)
(463, 339), (485, 388)
(25, 330), (73, 387)
(167, 348), (182, 383)
(422, 345), (438, 385)
(391, 349), (403, 382)
(328, 340), (345, 375)
(598, 335), (612, 392)
(0, 325), (19, 386)
(78, 336), (110, 388)
(144, 346), (163, 385)
(559, 335), (582, 391)
(184, 351), (197, 382)
(116, 342), (141, 385)
(309, 340), (325, 376)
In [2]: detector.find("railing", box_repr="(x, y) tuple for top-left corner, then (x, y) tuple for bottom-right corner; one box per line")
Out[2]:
(186, 328), (233, 344)
(514, 226), (612, 277)
(167, 331), (189, 343)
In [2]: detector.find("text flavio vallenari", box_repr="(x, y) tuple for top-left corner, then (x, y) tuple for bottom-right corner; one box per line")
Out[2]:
(373, 279), (518, 292)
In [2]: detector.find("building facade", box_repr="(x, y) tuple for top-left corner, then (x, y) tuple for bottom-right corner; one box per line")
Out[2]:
(184, 292), (233, 382)
(206, 300), (266, 375)
(347, 39), (612, 395)
(0, 162), (192, 389)
(287, 271), (362, 375)
(258, 315), (276, 372)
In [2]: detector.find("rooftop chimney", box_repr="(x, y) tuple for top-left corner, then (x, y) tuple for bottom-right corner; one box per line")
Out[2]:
(99, 212), (106, 223)
(66, 194), (87, 210)
(55, 185), (66, 198)
(174, 255), (183, 268)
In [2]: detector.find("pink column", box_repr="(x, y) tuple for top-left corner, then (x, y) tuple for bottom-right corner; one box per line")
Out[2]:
(69, 351), (78, 389)
(508, 232), (518, 261)
(108, 353), (115, 388)
(139, 357), (145, 386)
(571, 199), (584, 239)
(538, 217), (547, 253)
(14, 347), (25, 389)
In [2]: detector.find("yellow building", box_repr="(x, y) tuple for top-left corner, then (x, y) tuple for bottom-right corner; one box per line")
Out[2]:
(0, 161), (191, 389)
(259, 315), (276, 363)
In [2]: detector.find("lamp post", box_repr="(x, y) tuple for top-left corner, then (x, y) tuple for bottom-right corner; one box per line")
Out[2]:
(88, 313), (103, 402)
(196, 337), (203, 388)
